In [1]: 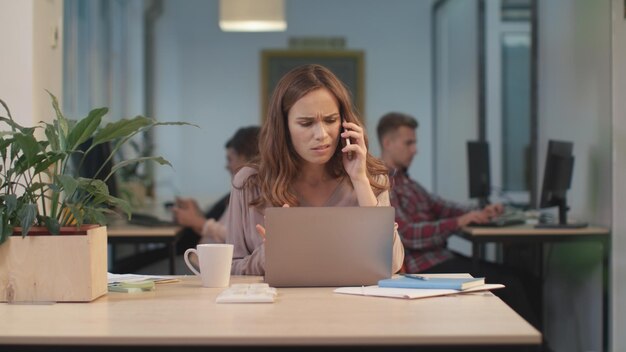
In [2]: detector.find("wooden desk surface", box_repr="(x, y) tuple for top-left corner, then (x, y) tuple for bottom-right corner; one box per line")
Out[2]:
(0, 275), (540, 347)
(462, 224), (609, 237)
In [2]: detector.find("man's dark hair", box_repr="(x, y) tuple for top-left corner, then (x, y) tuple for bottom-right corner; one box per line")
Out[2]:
(225, 126), (261, 160)
(376, 112), (419, 147)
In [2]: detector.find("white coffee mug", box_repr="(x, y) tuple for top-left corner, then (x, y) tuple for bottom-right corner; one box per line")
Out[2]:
(184, 244), (233, 288)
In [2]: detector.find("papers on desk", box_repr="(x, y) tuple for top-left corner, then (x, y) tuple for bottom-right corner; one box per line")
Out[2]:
(334, 284), (504, 300)
(107, 273), (179, 285)
(107, 273), (180, 293)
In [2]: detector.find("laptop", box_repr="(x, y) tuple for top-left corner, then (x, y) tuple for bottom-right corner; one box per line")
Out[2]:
(264, 207), (395, 287)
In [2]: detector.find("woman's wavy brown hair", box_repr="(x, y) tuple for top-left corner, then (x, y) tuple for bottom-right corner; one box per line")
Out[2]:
(247, 64), (388, 208)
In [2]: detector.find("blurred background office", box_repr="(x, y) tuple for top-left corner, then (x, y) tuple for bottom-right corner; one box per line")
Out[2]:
(1, 1), (625, 351)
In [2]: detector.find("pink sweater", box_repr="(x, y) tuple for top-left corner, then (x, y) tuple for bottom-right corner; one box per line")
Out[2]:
(225, 166), (405, 275)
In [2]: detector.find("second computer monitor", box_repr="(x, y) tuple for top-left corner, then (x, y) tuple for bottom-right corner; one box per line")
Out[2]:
(73, 138), (119, 198)
(467, 141), (490, 207)
(536, 139), (586, 228)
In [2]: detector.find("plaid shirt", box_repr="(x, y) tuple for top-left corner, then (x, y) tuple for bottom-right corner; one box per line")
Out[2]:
(389, 169), (473, 273)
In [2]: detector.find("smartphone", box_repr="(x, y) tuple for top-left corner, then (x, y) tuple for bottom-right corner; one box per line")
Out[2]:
(341, 116), (353, 160)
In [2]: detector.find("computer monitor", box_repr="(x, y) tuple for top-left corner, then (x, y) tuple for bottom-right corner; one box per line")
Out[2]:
(537, 140), (586, 228)
(467, 141), (491, 207)
(74, 139), (118, 198)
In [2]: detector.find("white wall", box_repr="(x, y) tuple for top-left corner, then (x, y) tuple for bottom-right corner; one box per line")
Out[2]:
(152, 0), (433, 203)
(538, 1), (612, 351)
(33, 0), (64, 127)
(0, 0), (34, 127)
(612, 0), (626, 350)
(0, 0), (62, 128)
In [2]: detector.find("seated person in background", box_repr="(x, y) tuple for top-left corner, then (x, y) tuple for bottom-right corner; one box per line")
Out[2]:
(174, 126), (260, 249)
(376, 112), (502, 273)
(377, 112), (537, 327)
(226, 64), (404, 275)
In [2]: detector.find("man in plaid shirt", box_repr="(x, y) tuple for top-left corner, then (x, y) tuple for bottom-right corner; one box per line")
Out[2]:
(377, 112), (503, 273)
(377, 112), (537, 327)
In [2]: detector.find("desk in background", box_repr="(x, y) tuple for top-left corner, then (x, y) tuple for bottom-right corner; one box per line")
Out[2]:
(0, 275), (541, 351)
(107, 223), (181, 275)
(460, 224), (610, 352)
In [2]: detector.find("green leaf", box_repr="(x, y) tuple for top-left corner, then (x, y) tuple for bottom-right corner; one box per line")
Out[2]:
(44, 122), (60, 151)
(33, 152), (65, 175)
(57, 174), (79, 196)
(153, 121), (199, 128)
(4, 194), (17, 214)
(0, 137), (12, 162)
(98, 207), (119, 217)
(13, 133), (41, 164)
(85, 208), (107, 225)
(44, 217), (60, 235)
(17, 203), (37, 237)
(92, 116), (154, 146)
(46, 90), (68, 132)
(54, 119), (68, 152)
(77, 177), (109, 196)
(14, 153), (47, 175)
(67, 107), (107, 150)
(107, 195), (132, 217)
(109, 156), (172, 178)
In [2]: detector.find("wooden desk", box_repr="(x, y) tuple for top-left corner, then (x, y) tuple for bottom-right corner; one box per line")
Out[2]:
(107, 223), (181, 274)
(460, 224), (610, 351)
(0, 275), (541, 351)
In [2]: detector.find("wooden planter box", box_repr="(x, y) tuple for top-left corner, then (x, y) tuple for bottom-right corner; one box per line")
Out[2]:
(0, 225), (108, 303)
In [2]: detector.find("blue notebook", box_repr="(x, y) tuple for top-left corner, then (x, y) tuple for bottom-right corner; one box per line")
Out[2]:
(378, 275), (485, 290)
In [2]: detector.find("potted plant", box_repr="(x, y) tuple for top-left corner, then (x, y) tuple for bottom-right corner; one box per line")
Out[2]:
(115, 131), (156, 208)
(0, 92), (190, 302)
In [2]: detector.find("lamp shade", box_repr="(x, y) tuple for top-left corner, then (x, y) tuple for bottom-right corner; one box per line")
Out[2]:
(219, 0), (286, 32)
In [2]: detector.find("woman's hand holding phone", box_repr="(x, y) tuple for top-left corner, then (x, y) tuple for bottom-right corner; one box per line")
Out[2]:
(341, 121), (367, 181)
(340, 121), (378, 206)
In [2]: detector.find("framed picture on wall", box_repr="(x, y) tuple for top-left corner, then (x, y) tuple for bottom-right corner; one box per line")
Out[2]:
(260, 50), (365, 121)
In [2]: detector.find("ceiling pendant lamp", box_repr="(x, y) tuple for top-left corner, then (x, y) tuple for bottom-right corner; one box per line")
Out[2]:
(219, 0), (287, 32)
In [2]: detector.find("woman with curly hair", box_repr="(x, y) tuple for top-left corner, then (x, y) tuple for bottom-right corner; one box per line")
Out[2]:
(225, 64), (404, 275)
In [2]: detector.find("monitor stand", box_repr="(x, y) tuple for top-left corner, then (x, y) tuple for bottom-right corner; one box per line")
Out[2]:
(535, 198), (588, 229)
(478, 197), (489, 209)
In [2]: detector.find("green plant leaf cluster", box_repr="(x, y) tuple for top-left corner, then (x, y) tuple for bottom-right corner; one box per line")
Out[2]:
(0, 92), (195, 245)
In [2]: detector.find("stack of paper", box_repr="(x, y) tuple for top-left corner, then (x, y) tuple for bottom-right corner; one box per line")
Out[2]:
(107, 273), (179, 293)
(334, 284), (504, 300)
(334, 275), (503, 300)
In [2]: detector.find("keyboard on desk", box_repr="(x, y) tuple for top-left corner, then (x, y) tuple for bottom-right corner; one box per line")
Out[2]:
(468, 211), (527, 228)
(470, 218), (526, 227)
(128, 213), (176, 227)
